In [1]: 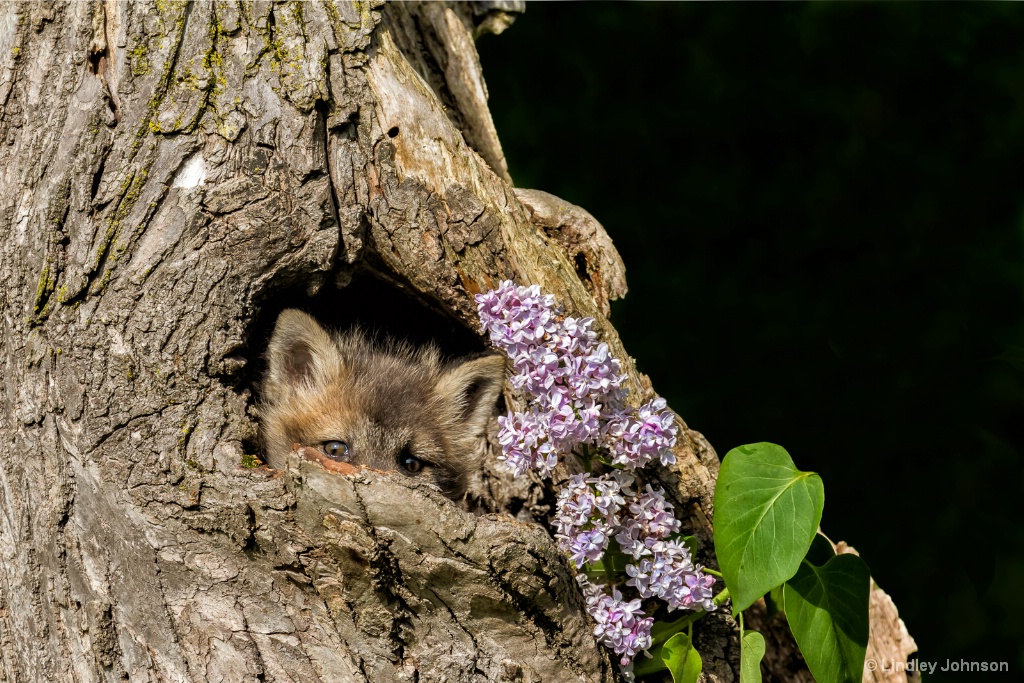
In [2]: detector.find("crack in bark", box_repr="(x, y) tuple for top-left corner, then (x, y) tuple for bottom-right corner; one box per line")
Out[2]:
(488, 546), (600, 680)
(90, 405), (170, 452)
(88, 1), (121, 123)
(315, 97), (345, 272)
(165, 2), (196, 109)
(350, 481), (416, 662)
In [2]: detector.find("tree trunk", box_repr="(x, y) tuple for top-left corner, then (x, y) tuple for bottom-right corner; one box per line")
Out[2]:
(0, 2), (916, 681)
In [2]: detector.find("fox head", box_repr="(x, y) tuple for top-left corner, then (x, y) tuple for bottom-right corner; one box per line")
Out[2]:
(260, 309), (506, 499)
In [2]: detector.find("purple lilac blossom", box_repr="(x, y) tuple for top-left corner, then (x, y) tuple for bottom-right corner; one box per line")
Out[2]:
(614, 486), (717, 611)
(580, 575), (654, 667)
(554, 472), (634, 567)
(605, 397), (678, 470)
(614, 484), (682, 558)
(476, 282), (630, 475)
(475, 281), (716, 668)
(496, 409), (558, 477)
(625, 539), (716, 612)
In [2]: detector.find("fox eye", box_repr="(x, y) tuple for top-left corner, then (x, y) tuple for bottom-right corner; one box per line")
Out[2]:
(321, 440), (349, 461)
(399, 446), (425, 474)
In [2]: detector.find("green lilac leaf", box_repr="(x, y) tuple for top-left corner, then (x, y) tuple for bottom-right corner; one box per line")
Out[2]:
(784, 554), (870, 683)
(680, 534), (699, 558)
(713, 443), (824, 613)
(741, 629), (766, 683)
(634, 613), (702, 677)
(662, 632), (702, 683)
(766, 584), (785, 616)
(806, 533), (837, 566)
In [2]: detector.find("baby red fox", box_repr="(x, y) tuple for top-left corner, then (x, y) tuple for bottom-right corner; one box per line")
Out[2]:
(260, 309), (506, 499)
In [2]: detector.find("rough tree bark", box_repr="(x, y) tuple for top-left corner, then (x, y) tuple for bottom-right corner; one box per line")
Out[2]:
(0, 2), (917, 682)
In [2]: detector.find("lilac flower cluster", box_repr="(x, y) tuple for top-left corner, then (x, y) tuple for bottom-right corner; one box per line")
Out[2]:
(476, 282), (675, 476)
(475, 281), (717, 667)
(554, 476), (717, 615)
(614, 484), (682, 558)
(580, 576), (654, 667)
(478, 283), (622, 475)
(626, 540), (717, 612)
(607, 397), (679, 470)
(553, 472), (632, 568)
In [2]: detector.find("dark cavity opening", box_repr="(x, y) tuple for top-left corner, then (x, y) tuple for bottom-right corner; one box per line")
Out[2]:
(243, 272), (486, 401)
(387, 126), (400, 138)
(88, 50), (102, 76)
(90, 154), (107, 201)
(573, 251), (589, 283)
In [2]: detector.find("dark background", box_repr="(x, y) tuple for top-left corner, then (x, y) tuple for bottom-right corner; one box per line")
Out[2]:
(478, 3), (1023, 678)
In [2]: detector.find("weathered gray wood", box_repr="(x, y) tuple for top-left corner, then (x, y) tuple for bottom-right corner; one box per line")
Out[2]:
(0, 2), (915, 681)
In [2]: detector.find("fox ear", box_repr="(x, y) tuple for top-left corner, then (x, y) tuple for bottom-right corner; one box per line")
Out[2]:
(265, 309), (336, 397)
(436, 354), (506, 436)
